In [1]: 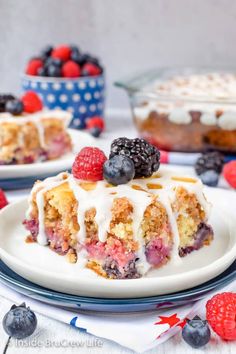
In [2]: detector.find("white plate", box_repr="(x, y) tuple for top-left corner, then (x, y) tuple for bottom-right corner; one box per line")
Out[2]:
(0, 129), (96, 179)
(0, 188), (235, 298)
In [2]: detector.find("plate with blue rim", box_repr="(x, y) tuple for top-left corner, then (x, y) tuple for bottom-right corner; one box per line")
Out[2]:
(0, 259), (235, 312)
(0, 172), (63, 190)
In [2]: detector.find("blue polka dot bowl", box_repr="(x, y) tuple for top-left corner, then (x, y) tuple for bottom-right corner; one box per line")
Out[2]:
(21, 74), (105, 129)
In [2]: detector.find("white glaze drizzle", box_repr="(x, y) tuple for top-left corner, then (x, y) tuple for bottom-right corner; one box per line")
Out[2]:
(68, 176), (113, 242)
(26, 169), (211, 272)
(27, 173), (69, 245)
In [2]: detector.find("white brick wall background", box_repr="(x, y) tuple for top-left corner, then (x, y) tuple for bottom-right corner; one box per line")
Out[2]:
(0, 0), (236, 110)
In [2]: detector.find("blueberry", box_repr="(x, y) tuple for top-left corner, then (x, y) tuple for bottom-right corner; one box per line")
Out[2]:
(5, 99), (24, 115)
(103, 155), (135, 185)
(81, 68), (89, 76)
(76, 53), (100, 67)
(70, 45), (79, 51)
(47, 64), (62, 77)
(37, 66), (48, 76)
(45, 57), (62, 68)
(52, 58), (63, 67)
(182, 316), (211, 348)
(71, 46), (81, 62)
(3, 303), (37, 339)
(41, 45), (53, 58)
(84, 54), (100, 65)
(199, 170), (219, 187)
(75, 54), (88, 66)
(89, 127), (102, 138)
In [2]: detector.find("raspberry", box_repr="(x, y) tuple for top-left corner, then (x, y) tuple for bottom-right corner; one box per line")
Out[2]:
(0, 189), (8, 209)
(81, 63), (101, 76)
(223, 161), (236, 188)
(86, 117), (105, 131)
(25, 59), (43, 76)
(51, 45), (71, 61)
(62, 60), (81, 78)
(21, 91), (43, 113)
(206, 292), (236, 340)
(72, 147), (107, 181)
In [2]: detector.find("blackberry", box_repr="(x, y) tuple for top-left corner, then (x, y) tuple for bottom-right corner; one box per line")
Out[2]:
(5, 99), (24, 115)
(195, 151), (224, 176)
(0, 94), (16, 112)
(110, 137), (160, 178)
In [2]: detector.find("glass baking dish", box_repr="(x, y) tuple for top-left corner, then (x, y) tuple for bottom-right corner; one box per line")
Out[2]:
(115, 67), (236, 153)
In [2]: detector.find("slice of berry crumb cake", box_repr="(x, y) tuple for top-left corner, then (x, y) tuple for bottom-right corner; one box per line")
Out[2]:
(23, 138), (214, 279)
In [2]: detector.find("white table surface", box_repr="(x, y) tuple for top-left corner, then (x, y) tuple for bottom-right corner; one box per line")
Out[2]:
(1, 115), (236, 354)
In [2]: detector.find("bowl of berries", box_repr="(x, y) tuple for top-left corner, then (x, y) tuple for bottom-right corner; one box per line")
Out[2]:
(21, 44), (105, 129)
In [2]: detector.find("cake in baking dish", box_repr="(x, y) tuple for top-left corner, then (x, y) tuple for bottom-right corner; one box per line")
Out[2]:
(132, 71), (236, 152)
(23, 138), (214, 279)
(0, 92), (72, 164)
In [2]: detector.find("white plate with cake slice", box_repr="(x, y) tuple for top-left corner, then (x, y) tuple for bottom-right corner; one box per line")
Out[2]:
(0, 187), (235, 298)
(0, 129), (96, 180)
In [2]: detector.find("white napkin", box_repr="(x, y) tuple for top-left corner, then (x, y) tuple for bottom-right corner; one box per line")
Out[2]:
(0, 280), (235, 353)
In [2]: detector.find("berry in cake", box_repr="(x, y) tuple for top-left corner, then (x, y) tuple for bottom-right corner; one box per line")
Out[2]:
(0, 189), (8, 209)
(0, 92), (72, 165)
(206, 292), (236, 340)
(3, 303), (37, 339)
(103, 155), (135, 185)
(72, 147), (107, 181)
(182, 316), (211, 348)
(110, 137), (160, 178)
(25, 45), (103, 78)
(223, 161), (236, 188)
(23, 139), (214, 280)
